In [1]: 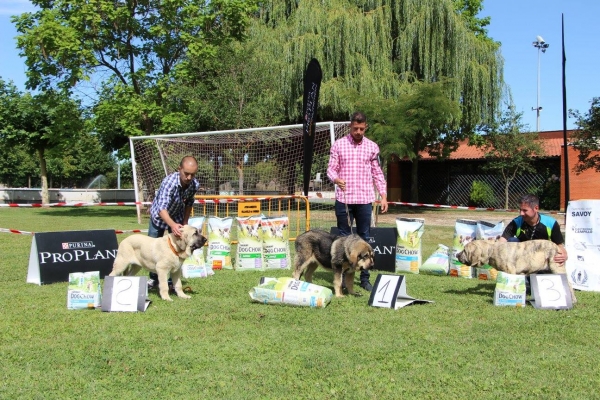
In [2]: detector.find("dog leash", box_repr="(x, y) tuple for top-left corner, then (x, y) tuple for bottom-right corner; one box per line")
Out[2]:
(343, 190), (352, 230)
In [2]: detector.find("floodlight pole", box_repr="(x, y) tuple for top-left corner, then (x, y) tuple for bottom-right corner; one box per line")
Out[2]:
(532, 37), (549, 132)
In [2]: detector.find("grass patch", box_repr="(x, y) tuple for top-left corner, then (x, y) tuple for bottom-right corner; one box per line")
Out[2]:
(0, 207), (598, 399)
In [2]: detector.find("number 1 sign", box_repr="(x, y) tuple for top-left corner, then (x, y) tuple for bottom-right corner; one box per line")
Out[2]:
(529, 274), (574, 310)
(368, 274), (433, 309)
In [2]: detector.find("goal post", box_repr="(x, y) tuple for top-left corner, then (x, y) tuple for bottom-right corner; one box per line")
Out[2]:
(129, 121), (352, 229)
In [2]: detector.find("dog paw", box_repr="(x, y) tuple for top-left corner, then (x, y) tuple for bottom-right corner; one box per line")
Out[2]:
(161, 296), (174, 301)
(176, 293), (191, 299)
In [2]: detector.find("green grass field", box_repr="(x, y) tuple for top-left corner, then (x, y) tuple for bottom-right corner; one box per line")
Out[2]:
(1, 207), (598, 399)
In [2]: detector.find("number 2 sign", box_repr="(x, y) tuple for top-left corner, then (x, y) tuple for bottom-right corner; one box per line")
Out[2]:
(529, 274), (574, 310)
(101, 276), (151, 312)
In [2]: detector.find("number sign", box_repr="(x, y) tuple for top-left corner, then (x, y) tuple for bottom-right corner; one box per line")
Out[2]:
(368, 274), (433, 309)
(529, 274), (574, 310)
(101, 276), (151, 312)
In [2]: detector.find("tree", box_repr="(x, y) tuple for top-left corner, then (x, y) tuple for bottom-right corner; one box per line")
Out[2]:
(0, 79), (84, 203)
(570, 97), (600, 173)
(451, 0), (492, 39)
(471, 105), (545, 209)
(361, 80), (462, 202)
(247, 0), (502, 128)
(12, 0), (259, 155)
(0, 143), (38, 187)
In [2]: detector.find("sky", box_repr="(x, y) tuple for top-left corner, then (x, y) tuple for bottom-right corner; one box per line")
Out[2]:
(1, 0), (598, 132)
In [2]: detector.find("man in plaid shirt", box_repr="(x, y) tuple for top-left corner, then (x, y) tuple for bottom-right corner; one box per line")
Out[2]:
(148, 155), (200, 284)
(327, 111), (388, 292)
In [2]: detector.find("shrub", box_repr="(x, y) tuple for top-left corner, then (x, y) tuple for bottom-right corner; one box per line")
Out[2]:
(469, 180), (495, 207)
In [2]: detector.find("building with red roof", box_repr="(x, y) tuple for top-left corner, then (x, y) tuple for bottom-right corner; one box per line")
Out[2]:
(389, 130), (599, 211)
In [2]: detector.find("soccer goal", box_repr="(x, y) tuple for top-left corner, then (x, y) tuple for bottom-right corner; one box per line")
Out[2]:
(129, 121), (352, 232)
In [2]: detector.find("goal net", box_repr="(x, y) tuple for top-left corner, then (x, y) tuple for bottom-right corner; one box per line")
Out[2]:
(129, 121), (353, 234)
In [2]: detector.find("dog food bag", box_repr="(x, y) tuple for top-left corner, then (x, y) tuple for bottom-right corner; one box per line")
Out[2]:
(207, 216), (234, 270)
(235, 216), (264, 271)
(395, 217), (425, 274)
(420, 244), (450, 275)
(67, 271), (101, 309)
(249, 277), (333, 308)
(474, 220), (504, 281)
(450, 219), (478, 278)
(261, 216), (291, 270)
(494, 271), (526, 307)
(181, 216), (213, 278)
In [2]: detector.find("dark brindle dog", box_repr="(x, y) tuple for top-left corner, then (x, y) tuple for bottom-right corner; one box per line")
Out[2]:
(292, 230), (374, 297)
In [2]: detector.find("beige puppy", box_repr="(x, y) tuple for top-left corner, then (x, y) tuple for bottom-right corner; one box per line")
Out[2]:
(457, 239), (576, 303)
(292, 230), (375, 297)
(110, 225), (207, 301)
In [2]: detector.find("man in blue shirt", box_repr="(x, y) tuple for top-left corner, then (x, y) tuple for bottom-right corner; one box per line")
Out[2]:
(148, 156), (200, 285)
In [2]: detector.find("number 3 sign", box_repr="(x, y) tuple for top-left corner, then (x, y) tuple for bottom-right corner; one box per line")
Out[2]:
(529, 274), (574, 310)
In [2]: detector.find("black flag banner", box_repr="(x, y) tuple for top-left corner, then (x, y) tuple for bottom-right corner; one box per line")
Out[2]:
(302, 58), (323, 196)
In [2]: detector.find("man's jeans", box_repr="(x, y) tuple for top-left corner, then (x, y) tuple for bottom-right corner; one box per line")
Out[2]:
(147, 219), (171, 284)
(334, 200), (372, 284)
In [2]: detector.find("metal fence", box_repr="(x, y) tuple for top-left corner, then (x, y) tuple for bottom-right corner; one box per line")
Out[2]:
(420, 173), (548, 209)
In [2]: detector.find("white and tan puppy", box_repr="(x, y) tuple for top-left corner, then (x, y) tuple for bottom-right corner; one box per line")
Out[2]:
(457, 239), (576, 303)
(109, 225), (207, 301)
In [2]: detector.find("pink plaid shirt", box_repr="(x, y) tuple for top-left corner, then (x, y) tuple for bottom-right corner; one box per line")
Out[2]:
(327, 134), (387, 204)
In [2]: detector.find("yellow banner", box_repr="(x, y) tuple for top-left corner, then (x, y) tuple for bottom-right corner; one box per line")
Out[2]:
(238, 201), (261, 217)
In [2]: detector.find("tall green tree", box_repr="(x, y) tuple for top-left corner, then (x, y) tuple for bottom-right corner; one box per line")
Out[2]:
(451, 0), (491, 39)
(570, 97), (600, 173)
(12, 0), (259, 154)
(248, 0), (502, 128)
(0, 79), (84, 203)
(361, 80), (462, 202)
(471, 105), (545, 209)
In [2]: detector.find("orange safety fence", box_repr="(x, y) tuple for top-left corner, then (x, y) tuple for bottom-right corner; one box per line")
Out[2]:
(192, 195), (311, 244)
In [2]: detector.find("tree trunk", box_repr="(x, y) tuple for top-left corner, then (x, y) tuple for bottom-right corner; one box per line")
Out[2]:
(236, 160), (244, 195)
(38, 148), (49, 205)
(410, 159), (419, 202)
(504, 181), (510, 209)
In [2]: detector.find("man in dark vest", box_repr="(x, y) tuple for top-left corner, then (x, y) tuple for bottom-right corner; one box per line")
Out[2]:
(499, 192), (568, 288)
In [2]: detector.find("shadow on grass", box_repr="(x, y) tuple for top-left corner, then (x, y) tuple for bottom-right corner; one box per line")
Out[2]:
(443, 282), (495, 298)
(35, 207), (138, 218)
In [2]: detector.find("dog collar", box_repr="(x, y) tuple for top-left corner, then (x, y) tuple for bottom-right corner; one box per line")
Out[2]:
(167, 237), (184, 258)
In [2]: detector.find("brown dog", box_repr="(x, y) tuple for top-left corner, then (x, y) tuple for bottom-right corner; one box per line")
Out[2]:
(109, 225), (207, 301)
(456, 239), (576, 303)
(292, 230), (374, 297)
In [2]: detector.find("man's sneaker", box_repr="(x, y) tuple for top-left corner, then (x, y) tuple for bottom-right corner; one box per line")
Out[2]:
(360, 281), (373, 292)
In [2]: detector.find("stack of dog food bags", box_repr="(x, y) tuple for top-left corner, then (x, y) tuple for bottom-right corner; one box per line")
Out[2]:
(181, 216), (214, 278)
(67, 271), (102, 309)
(260, 216), (291, 269)
(207, 216), (234, 270)
(420, 244), (450, 275)
(395, 217), (425, 274)
(494, 271), (527, 307)
(450, 219), (477, 278)
(235, 216), (264, 271)
(474, 220), (504, 281)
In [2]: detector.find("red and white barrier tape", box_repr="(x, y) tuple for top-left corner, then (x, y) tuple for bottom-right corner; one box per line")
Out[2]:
(1, 227), (148, 235)
(0, 196), (563, 214)
(0, 201), (150, 207)
(386, 201), (564, 215)
(0, 196), (300, 207)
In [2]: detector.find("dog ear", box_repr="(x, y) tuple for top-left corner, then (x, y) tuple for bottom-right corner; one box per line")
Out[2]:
(348, 247), (359, 266)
